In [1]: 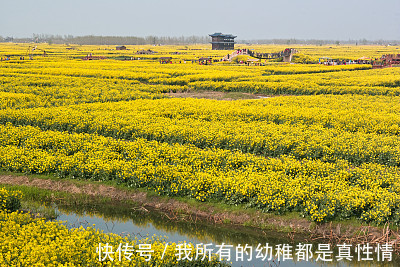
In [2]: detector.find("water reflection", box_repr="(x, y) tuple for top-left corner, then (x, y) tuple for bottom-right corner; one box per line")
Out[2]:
(47, 200), (398, 267)
(54, 200), (290, 246)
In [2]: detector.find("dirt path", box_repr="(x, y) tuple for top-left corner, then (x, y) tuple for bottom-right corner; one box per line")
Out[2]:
(1, 174), (399, 250)
(165, 90), (271, 101)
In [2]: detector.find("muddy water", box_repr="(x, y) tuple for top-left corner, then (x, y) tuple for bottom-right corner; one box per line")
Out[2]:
(48, 200), (399, 267)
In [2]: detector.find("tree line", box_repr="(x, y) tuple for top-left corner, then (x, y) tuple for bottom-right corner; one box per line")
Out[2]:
(0, 35), (398, 46)
(0, 34), (210, 45)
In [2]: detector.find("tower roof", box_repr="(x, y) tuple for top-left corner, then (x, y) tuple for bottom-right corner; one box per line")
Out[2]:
(209, 33), (237, 38)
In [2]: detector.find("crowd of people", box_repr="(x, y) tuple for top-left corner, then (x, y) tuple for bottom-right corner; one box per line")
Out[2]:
(320, 59), (371, 65)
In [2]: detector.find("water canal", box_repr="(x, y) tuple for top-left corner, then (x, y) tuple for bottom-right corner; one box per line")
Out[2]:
(35, 197), (399, 267)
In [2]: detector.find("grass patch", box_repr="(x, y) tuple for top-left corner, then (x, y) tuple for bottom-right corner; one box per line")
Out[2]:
(20, 200), (59, 220)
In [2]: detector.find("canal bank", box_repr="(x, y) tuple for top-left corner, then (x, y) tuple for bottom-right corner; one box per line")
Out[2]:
(1, 171), (400, 263)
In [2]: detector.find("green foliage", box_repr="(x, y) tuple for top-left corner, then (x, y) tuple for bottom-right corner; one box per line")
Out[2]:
(0, 187), (22, 212)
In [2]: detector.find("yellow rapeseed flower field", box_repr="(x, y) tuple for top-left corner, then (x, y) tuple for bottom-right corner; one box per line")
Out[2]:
(0, 188), (224, 266)
(1, 43), (400, 226)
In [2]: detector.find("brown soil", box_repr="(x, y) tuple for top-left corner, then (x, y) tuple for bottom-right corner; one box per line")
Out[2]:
(165, 90), (271, 101)
(1, 174), (400, 250)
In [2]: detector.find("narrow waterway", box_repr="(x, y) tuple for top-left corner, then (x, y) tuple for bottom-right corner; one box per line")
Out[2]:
(42, 199), (399, 267)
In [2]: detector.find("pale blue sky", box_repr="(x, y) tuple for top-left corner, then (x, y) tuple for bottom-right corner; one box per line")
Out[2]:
(1, 0), (399, 40)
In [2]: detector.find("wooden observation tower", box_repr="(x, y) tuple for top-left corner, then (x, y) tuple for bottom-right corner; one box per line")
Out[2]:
(209, 33), (236, 50)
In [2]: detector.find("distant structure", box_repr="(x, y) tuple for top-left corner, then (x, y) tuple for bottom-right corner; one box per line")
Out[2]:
(116, 45), (127, 50)
(372, 54), (400, 68)
(249, 48), (298, 63)
(209, 33), (236, 50)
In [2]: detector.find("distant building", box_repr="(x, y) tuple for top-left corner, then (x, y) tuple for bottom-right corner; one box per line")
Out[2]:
(209, 33), (236, 50)
(372, 54), (400, 68)
(116, 45), (127, 50)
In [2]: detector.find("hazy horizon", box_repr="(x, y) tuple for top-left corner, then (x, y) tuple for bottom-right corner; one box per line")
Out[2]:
(1, 0), (399, 40)
(4, 34), (400, 43)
